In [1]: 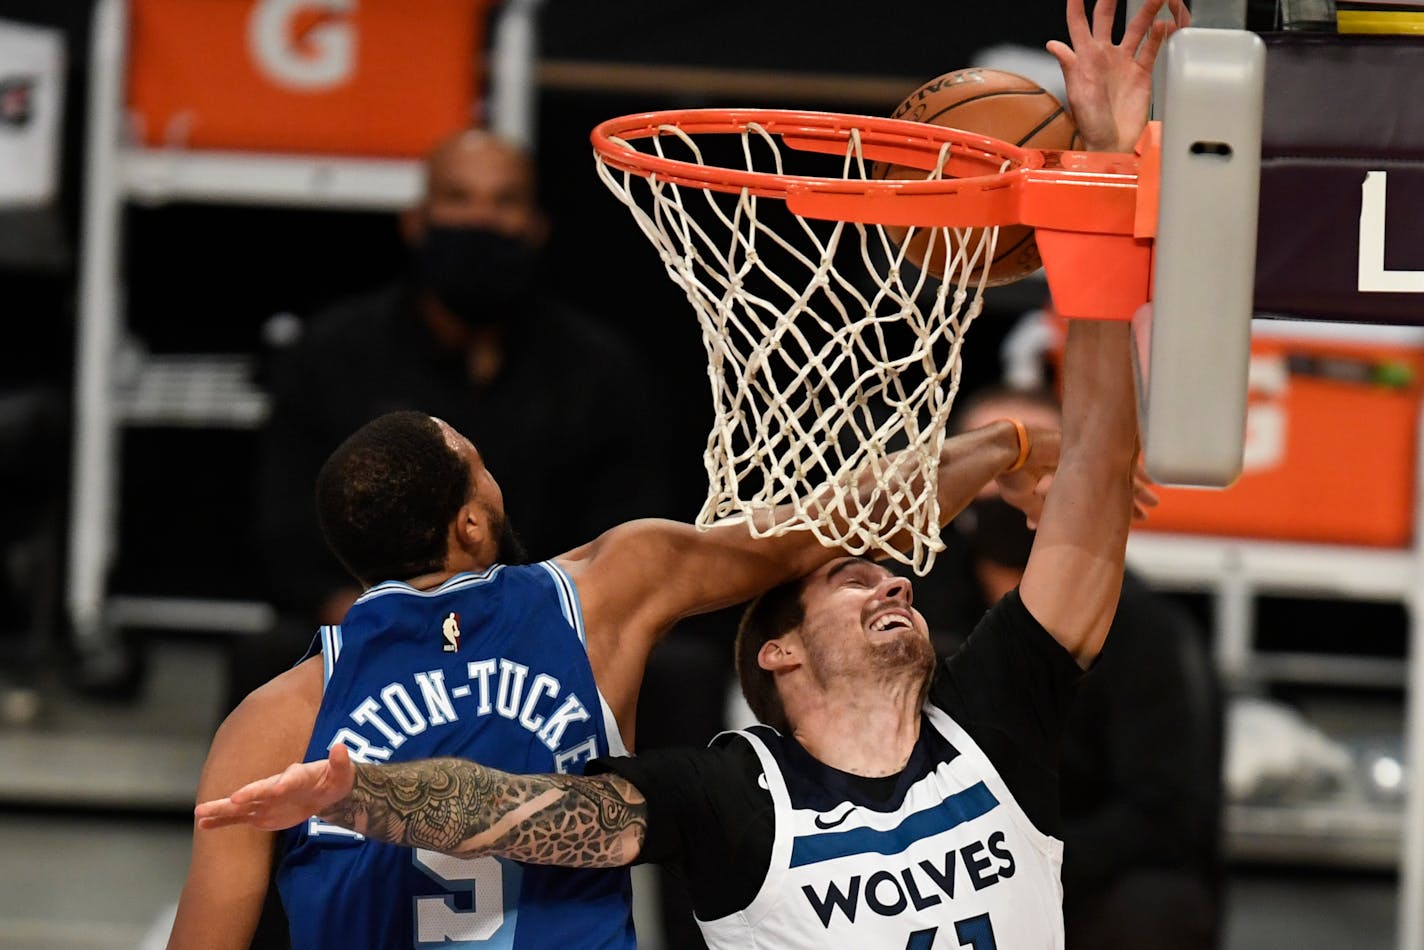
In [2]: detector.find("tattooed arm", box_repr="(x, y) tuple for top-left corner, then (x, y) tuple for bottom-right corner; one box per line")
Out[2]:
(195, 742), (648, 868)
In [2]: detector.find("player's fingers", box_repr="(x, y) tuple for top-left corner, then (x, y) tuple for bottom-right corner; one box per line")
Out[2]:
(1136, 20), (1171, 67)
(198, 808), (271, 829)
(228, 775), (282, 805)
(1135, 482), (1160, 508)
(266, 761), (316, 798)
(326, 743), (356, 796)
(1064, 0), (1092, 47)
(1122, 0), (1167, 49)
(194, 797), (235, 820)
(1169, 0), (1192, 28)
(1091, 0), (1119, 41)
(195, 797), (261, 822)
(1045, 39), (1077, 73)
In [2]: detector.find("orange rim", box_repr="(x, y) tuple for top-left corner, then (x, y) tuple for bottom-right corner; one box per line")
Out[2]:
(591, 108), (1151, 235)
(593, 108), (1163, 320)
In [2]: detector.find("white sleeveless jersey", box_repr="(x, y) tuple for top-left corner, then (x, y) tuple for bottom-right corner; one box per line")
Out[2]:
(697, 706), (1064, 950)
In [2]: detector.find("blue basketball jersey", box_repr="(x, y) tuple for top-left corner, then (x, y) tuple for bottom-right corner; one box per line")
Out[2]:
(276, 562), (636, 950)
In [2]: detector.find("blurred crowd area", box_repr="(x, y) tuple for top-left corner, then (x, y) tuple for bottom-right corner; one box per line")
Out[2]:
(0, 2), (1415, 949)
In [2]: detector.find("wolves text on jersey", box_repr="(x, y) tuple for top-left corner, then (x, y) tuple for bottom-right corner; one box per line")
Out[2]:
(801, 830), (1016, 928)
(326, 659), (597, 774)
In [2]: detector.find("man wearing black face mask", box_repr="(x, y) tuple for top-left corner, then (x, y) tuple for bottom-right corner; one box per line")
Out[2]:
(251, 130), (669, 637)
(915, 384), (1225, 950)
(242, 131), (669, 715)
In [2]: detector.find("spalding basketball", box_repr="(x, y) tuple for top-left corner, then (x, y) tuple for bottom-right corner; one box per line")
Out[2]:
(878, 68), (1080, 287)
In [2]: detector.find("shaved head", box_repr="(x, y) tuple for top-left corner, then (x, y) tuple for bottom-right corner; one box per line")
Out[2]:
(424, 130), (535, 201)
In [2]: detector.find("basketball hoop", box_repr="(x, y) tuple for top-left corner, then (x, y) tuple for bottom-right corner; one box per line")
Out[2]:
(592, 109), (1161, 572)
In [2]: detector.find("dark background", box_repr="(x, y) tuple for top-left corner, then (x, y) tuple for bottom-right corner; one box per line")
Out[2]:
(1, 0), (1397, 660)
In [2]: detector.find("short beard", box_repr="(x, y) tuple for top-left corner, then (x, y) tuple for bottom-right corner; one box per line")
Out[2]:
(868, 633), (936, 703)
(495, 514), (529, 566)
(802, 626), (937, 703)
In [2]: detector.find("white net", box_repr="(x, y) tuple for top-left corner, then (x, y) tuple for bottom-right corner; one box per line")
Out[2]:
(595, 122), (999, 574)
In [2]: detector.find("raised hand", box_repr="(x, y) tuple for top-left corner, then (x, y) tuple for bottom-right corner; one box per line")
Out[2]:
(1131, 460), (1160, 523)
(996, 424), (1060, 530)
(196, 742), (357, 832)
(996, 428), (1158, 530)
(1046, 0), (1191, 153)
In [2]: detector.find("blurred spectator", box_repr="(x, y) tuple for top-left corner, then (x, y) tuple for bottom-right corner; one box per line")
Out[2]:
(238, 128), (672, 707)
(920, 384), (1224, 950)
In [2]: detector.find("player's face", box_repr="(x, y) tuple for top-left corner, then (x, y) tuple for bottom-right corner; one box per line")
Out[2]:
(795, 557), (934, 682)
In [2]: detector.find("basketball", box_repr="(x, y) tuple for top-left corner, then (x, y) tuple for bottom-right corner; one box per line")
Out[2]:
(878, 68), (1081, 287)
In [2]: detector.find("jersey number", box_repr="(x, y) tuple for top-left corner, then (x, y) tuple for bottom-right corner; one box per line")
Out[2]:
(906, 913), (998, 950)
(414, 849), (507, 944)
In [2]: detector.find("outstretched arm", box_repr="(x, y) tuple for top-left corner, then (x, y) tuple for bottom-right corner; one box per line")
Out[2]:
(1019, 319), (1138, 667)
(196, 743), (649, 869)
(1019, 0), (1186, 665)
(567, 418), (1060, 735)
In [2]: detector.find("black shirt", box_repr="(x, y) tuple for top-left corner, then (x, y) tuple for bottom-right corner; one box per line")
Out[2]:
(917, 548), (1222, 901)
(589, 589), (1081, 921)
(255, 284), (672, 613)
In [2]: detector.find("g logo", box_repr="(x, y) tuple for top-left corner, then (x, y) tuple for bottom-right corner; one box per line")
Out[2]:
(247, 0), (356, 91)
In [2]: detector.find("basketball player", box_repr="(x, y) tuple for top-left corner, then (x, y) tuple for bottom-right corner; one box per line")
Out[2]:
(196, 300), (1144, 946)
(168, 404), (1062, 950)
(183, 0), (1181, 945)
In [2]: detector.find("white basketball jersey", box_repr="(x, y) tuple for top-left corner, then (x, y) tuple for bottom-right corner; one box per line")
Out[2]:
(697, 707), (1064, 950)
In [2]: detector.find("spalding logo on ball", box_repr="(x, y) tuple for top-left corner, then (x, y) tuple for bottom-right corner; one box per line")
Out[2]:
(876, 68), (1081, 287)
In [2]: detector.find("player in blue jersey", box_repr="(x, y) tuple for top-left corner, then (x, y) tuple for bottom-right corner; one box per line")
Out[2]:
(192, 1), (1180, 945)
(169, 413), (1060, 948)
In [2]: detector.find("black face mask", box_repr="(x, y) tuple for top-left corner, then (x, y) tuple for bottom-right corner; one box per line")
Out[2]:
(415, 224), (540, 328)
(954, 496), (1036, 570)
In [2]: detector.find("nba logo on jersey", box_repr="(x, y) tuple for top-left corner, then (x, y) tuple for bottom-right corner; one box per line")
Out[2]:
(441, 612), (461, 652)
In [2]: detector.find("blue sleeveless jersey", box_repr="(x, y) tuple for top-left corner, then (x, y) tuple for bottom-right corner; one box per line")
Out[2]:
(276, 562), (636, 950)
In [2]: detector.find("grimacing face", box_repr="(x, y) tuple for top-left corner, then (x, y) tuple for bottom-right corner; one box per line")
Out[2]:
(792, 557), (936, 686)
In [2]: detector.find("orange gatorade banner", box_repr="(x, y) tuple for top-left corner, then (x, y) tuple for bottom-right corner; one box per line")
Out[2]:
(1143, 322), (1424, 547)
(128, 0), (487, 157)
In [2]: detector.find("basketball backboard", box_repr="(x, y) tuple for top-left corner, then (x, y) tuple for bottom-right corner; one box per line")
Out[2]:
(1132, 27), (1265, 488)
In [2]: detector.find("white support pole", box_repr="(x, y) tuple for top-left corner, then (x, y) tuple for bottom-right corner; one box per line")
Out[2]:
(1398, 404), (1424, 950)
(487, 0), (546, 148)
(67, 0), (126, 656)
(1214, 546), (1254, 685)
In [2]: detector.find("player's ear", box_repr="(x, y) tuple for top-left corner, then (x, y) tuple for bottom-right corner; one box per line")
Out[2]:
(758, 635), (800, 673)
(452, 500), (486, 554)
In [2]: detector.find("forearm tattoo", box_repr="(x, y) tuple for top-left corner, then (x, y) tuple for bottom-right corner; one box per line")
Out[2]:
(320, 760), (647, 868)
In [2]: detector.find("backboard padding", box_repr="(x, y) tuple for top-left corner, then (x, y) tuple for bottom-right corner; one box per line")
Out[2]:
(1135, 28), (1265, 488)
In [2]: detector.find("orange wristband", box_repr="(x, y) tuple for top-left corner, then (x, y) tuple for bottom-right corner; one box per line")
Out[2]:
(1002, 418), (1030, 473)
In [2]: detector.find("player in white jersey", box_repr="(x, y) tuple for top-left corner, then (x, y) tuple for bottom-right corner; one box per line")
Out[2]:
(190, 1), (1179, 945)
